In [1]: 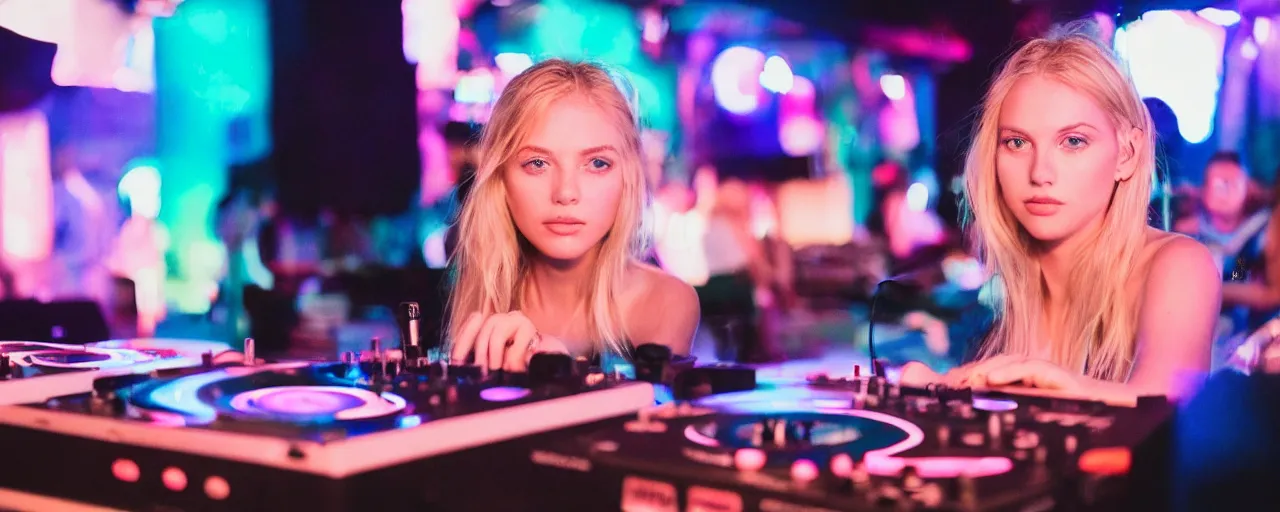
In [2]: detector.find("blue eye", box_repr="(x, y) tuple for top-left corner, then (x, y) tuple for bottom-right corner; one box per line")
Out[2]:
(588, 158), (612, 171)
(1001, 137), (1027, 151)
(1063, 136), (1088, 149)
(522, 158), (549, 170)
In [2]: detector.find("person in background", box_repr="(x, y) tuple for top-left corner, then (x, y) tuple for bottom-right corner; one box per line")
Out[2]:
(108, 166), (169, 338)
(864, 159), (948, 270)
(1174, 152), (1271, 357)
(697, 171), (776, 362)
(213, 182), (276, 341)
(1175, 152), (1269, 278)
(651, 176), (709, 286)
(1218, 167), (1280, 339)
(902, 23), (1219, 403)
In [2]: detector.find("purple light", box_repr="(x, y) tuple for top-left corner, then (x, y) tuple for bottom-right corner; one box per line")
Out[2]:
(972, 398), (1018, 412)
(479, 386), (531, 402)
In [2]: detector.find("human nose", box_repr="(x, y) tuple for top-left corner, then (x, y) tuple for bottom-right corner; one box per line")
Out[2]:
(1029, 150), (1056, 186)
(552, 168), (580, 205)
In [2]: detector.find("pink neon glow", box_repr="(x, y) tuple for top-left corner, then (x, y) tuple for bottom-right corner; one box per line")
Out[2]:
(479, 386), (531, 402)
(162, 467), (188, 491)
(790, 459), (819, 482)
(864, 455), (1014, 478)
(830, 453), (854, 477)
(684, 424), (718, 447)
(734, 448), (767, 471)
(112, 459), (140, 483)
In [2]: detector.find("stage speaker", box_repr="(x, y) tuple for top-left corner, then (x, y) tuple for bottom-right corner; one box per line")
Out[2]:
(269, 1), (421, 217)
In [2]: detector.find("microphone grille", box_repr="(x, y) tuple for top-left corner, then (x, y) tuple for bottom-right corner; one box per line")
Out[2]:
(400, 302), (421, 320)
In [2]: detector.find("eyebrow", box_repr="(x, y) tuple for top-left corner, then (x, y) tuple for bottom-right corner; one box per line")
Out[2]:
(998, 122), (1100, 134)
(516, 144), (619, 156)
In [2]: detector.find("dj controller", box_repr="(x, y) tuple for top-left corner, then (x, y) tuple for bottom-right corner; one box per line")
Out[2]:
(520, 374), (1171, 512)
(2, 301), (1256, 511)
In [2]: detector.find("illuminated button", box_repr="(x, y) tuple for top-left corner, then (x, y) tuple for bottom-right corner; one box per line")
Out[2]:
(204, 476), (230, 500)
(790, 459), (819, 483)
(687, 486), (743, 512)
(733, 448), (767, 471)
(162, 467), (188, 492)
(830, 453), (854, 478)
(111, 459), (140, 483)
(1078, 447), (1131, 476)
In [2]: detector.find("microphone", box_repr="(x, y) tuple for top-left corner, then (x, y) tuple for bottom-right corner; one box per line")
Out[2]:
(398, 302), (424, 368)
(867, 270), (930, 377)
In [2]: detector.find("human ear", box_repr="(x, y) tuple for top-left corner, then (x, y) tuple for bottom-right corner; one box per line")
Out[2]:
(1114, 127), (1143, 182)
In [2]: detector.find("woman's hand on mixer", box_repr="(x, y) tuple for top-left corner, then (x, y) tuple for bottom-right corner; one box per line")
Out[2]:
(944, 356), (1082, 391)
(898, 361), (944, 387)
(449, 312), (569, 372)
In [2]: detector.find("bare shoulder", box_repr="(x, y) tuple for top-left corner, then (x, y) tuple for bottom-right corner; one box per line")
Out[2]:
(621, 261), (700, 355)
(1140, 228), (1219, 282)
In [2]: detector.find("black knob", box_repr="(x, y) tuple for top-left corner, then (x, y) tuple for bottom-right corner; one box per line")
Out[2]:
(528, 352), (574, 385)
(633, 343), (672, 384)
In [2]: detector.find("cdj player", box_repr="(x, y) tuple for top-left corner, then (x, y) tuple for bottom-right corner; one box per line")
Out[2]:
(0, 348), (654, 511)
(0, 338), (231, 405)
(523, 373), (1173, 511)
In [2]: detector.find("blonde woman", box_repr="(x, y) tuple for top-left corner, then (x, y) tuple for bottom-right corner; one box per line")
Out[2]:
(447, 59), (700, 371)
(903, 24), (1220, 401)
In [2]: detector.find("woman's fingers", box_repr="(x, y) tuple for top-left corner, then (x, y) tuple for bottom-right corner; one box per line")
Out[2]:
(899, 361), (942, 387)
(485, 315), (523, 371)
(503, 322), (539, 372)
(473, 315), (502, 370)
(986, 360), (1080, 390)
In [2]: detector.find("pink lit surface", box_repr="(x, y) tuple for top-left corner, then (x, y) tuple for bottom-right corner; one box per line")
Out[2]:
(830, 453), (854, 477)
(864, 455), (1014, 478)
(479, 386), (532, 402)
(734, 448), (767, 471)
(790, 459), (819, 482)
(111, 459), (140, 483)
(161, 467), (187, 492)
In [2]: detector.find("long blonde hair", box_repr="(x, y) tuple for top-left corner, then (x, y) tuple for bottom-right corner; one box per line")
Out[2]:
(963, 23), (1157, 381)
(446, 59), (649, 358)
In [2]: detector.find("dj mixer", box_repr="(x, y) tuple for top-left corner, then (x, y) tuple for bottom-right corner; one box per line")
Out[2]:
(521, 374), (1173, 511)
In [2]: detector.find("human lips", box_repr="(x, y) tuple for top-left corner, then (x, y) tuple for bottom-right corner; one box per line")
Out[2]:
(544, 217), (585, 235)
(1024, 196), (1063, 216)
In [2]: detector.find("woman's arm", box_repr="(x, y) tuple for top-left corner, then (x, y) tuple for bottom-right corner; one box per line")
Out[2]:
(1098, 237), (1221, 398)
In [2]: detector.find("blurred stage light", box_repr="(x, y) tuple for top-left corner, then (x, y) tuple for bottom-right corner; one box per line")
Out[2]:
(906, 182), (929, 213)
(778, 76), (821, 156)
(1197, 7), (1241, 26)
(1256, 17), (1271, 44)
(759, 55), (794, 94)
(495, 52), (534, 76)
(1115, 10), (1224, 144)
(1242, 38), (1260, 59)
(119, 162), (162, 218)
(711, 45), (765, 115)
(879, 74), (906, 101)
